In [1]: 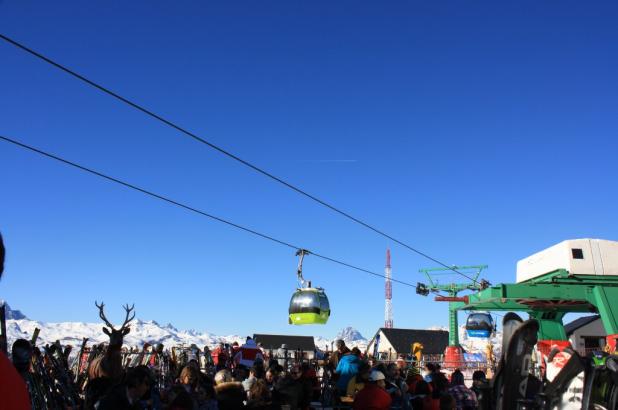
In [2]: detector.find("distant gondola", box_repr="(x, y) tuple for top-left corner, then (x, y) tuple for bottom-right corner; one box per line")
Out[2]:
(288, 249), (330, 325)
(465, 312), (494, 338)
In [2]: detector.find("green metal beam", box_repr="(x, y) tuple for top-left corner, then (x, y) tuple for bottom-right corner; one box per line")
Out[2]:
(453, 274), (618, 341)
(589, 286), (618, 335)
(529, 311), (567, 340)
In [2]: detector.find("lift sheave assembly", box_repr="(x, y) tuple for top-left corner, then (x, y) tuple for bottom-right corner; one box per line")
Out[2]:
(288, 249), (330, 325)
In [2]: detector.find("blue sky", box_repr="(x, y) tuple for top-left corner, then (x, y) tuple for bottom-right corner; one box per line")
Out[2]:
(1, 1), (617, 339)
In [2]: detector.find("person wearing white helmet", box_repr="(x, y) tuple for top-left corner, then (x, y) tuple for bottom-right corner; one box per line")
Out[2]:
(352, 370), (392, 410)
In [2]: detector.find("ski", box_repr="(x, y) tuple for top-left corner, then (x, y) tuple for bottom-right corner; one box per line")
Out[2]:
(499, 318), (539, 410)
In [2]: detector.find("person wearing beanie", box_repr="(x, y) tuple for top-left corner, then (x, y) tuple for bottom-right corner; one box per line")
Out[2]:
(353, 370), (392, 410)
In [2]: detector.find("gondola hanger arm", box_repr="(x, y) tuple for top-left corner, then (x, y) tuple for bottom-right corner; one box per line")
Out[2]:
(296, 249), (311, 288)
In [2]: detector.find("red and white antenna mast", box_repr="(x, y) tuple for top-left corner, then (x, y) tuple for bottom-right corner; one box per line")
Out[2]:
(384, 249), (393, 328)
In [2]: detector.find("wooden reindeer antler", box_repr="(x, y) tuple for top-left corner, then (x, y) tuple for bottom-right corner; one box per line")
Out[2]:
(95, 301), (115, 330)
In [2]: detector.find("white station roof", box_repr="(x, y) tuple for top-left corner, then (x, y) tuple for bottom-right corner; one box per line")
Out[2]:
(516, 238), (618, 283)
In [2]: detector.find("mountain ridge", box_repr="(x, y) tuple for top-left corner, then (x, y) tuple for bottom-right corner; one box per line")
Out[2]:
(2, 301), (368, 350)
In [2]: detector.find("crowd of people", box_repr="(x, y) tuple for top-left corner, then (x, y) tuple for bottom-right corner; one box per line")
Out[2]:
(328, 339), (488, 410)
(3, 330), (494, 410)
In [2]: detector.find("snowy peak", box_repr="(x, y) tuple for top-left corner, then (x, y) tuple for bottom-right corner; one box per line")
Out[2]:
(164, 323), (178, 332)
(336, 326), (367, 343)
(1, 300), (27, 320)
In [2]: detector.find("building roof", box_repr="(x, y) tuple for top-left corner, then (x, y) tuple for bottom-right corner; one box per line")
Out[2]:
(564, 315), (601, 336)
(378, 328), (449, 355)
(253, 334), (316, 351)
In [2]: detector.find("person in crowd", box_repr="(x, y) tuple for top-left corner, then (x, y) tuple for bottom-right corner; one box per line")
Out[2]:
(396, 354), (407, 370)
(235, 337), (264, 368)
(405, 367), (424, 397)
(98, 365), (153, 410)
(203, 345), (214, 367)
(246, 379), (278, 409)
(11, 339), (32, 379)
(214, 369), (245, 409)
(243, 366), (259, 393)
(471, 370), (489, 410)
(178, 364), (212, 408)
(232, 342), (241, 358)
(385, 362), (408, 408)
(253, 358), (266, 379)
(265, 367), (278, 392)
(0, 234), (31, 409)
(335, 345), (361, 395)
(301, 361), (321, 402)
(428, 365), (450, 400)
(199, 382), (219, 410)
(212, 343), (229, 371)
(330, 339), (351, 369)
(448, 369), (478, 410)
(353, 370), (392, 410)
(440, 394), (457, 410)
(234, 364), (248, 382)
(180, 365), (200, 392)
(257, 342), (267, 360)
(411, 380), (439, 410)
(274, 364), (311, 410)
(423, 362), (438, 383)
(346, 361), (371, 398)
(277, 344), (289, 369)
(166, 385), (195, 410)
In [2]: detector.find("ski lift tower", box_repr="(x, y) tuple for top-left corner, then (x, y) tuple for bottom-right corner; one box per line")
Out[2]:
(417, 265), (489, 367)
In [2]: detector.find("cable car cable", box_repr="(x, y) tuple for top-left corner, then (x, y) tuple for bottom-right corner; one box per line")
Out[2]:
(0, 33), (484, 287)
(0, 134), (416, 288)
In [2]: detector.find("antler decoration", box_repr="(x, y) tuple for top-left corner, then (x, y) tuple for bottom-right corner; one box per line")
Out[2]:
(95, 301), (135, 331)
(95, 301), (115, 329)
(120, 303), (135, 330)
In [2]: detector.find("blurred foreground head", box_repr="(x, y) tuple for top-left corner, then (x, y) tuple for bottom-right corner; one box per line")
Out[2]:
(0, 232), (5, 278)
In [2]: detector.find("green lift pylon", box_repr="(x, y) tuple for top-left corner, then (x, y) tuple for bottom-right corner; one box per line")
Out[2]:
(418, 265), (488, 366)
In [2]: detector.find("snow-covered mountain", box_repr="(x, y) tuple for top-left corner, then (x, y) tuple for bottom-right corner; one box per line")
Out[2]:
(3, 302), (367, 352)
(1, 300), (27, 320)
(5, 301), (502, 357)
(6, 316), (245, 349)
(336, 326), (367, 344)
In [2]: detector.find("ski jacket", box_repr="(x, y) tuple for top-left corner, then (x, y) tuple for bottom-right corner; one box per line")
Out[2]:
(353, 383), (392, 410)
(234, 340), (264, 368)
(335, 353), (360, 391)
(0, 351), (30, 410)
(212, 346), (229, 366)
(448, 385), (478, 410)
(346, 374), (365, 397)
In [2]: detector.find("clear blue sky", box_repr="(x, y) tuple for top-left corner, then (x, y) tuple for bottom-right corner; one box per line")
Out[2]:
(1, 1), (617, 339)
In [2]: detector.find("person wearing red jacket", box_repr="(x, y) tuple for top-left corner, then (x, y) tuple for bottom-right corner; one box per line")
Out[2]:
(212, 342), (230, 370)
(353, 370), (392, 410)
(0, 233), (31, 410)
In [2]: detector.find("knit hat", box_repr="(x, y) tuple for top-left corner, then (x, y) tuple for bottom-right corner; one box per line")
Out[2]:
(369, 370), (385, 381)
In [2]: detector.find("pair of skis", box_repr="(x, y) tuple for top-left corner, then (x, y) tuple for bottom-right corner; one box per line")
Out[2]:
(490, 313), (587, 410)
